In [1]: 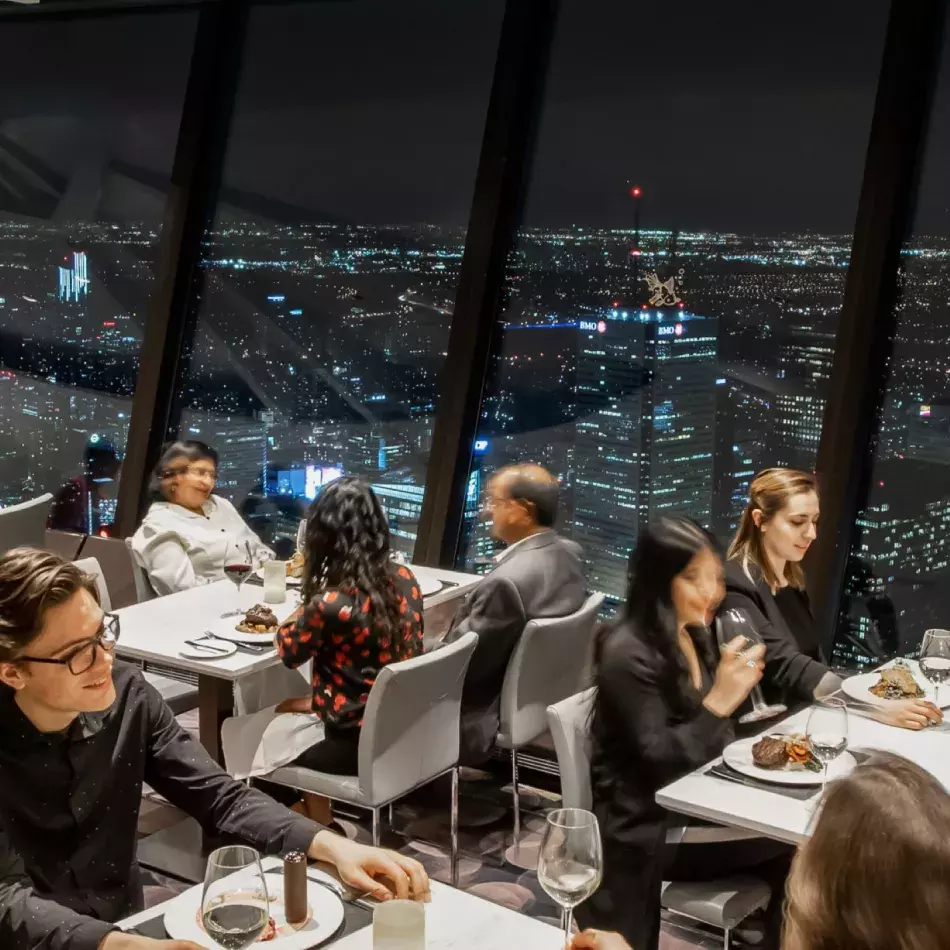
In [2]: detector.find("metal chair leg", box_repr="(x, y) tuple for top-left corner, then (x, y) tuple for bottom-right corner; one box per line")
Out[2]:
(450, 767), (460, 888)
(388, 803), (394, 829)
(372, 808), (380, 846)
(723, 927), (730, 950)
(511, 751), (521, 848)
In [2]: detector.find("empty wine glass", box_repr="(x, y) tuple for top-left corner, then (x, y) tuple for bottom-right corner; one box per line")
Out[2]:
(296, 519), (307, 555)
(806, 698), (849, 792)
(920, 629), (950, 708)
(537, 808), (603, 945)
(221, 540), (254, 618)
(201, 845), (269, 949)
(716, 608), (787, 724)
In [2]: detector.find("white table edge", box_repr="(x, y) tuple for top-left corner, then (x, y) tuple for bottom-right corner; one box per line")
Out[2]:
(116, 642), (277, 682)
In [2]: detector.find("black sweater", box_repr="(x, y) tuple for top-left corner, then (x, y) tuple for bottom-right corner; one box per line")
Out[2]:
(589, 622), (733, 847)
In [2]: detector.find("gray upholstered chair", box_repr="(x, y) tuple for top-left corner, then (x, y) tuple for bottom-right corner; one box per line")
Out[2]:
(0, 493), (53, 554)
(80, 535), (143, 609)
(547, 692), (771, 950)
(45, 528), (85, 561)
(260, 631), (478, 884)
(496, 591), (603, 846)
(126, 538), (157, 604)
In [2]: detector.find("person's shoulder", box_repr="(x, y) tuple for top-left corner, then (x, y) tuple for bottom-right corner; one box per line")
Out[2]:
(209, 494), (240, 517)
(725, 558), (762, 595)
(598, 620), (654, 668)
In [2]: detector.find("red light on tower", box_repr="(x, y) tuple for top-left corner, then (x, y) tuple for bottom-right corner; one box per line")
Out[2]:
(630, 186), (642, 198)
(678, 301), (685, 309)
(630, 248), (642, 257)
(612, 300), (620, 308)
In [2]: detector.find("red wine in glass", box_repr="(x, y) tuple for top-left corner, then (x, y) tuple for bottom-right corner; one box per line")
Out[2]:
(224, 564), (252, 587)
(222, 542), (254, 618)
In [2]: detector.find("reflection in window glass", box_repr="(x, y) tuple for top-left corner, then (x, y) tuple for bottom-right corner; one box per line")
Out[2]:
(0, 13), (196, 532)
(456, 0), (889, 602)
(172, 0), (503, 557)
(834, 18), (950, 670)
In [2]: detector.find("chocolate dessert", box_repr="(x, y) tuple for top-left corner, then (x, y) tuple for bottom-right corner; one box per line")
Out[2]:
(236, 603), (279, 633)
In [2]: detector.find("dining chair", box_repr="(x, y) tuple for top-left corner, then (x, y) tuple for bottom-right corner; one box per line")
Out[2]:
(255, 631), (478, 884)
(0, 493), (53, 554)
(496, 591), (603, 849)
(546, 691), (771, 950)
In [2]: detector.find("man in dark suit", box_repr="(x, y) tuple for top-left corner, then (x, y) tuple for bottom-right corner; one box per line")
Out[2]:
(445, 464), (587, 764)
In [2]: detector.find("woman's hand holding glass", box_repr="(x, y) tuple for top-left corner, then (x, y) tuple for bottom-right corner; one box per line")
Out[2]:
(703, 637), (765, 718)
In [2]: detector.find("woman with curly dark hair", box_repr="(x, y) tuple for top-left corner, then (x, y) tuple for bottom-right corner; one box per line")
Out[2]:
(233, 478), (424, 823)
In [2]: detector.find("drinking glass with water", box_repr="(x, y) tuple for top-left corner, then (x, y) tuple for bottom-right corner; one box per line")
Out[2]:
(201, 845), (269, 949)
(920, 629), (950, 708)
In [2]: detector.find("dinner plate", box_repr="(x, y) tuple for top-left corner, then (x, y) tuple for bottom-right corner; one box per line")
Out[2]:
(722, 735), (857, 786)
(164, 871), (345, 950)
(410, 568), (443, 597)
(179, 640), (238, 660)
(841, 663), (948, 709)
(213, 625), (281, 646)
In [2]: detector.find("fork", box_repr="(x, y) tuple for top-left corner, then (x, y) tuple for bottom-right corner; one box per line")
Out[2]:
(184, 639), (229, 654)
(202, 630), (268, 655)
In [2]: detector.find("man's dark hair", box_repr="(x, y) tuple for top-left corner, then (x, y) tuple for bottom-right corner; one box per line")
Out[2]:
(501, 464), (560, 528)
(0, 548), (99, 662)
(148, 440), (219, 500)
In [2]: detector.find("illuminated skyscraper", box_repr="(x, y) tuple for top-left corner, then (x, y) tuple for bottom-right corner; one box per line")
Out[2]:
(57, 251), (90, 304)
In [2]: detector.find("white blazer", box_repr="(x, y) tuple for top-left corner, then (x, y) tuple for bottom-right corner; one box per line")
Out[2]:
(130, 496), (275, 596)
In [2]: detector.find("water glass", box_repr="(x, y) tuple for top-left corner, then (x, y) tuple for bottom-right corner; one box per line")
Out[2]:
(806, 698), (849, 791)
(373, 900), (425, 950)
(200, 846), (269, 949)
(920, 629), (950, 707)
(716, 608), (787, 724)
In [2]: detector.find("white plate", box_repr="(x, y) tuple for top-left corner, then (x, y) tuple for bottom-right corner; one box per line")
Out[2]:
(164, 871), (345, 950)
(841, 664), (948, 708)
(722, 735), (857, 786)
(255, 566), (302, 586)
(179, 640), (238, 660)
(213, 624), (281, 646)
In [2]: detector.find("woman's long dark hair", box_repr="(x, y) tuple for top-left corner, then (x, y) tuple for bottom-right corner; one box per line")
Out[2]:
(300, 477), (402, 636)
(594, 517), (721, 713)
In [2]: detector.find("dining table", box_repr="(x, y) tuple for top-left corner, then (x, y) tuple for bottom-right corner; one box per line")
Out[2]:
(656, 659), (950, 845)
(114, 563), (479, 765)
(118, 855), (563, 950)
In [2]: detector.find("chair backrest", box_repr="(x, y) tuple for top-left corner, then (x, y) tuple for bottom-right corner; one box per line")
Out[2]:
(498, 591), (604, 748)
(546, 688), (596, 810)
(79, 535), (143, 609)
(44, 528), (85, 561)
(73, 556), (112, 611)
(358, 631), (477, 805)
(125, 538), (157, 604)
(0, 494), (54, 554)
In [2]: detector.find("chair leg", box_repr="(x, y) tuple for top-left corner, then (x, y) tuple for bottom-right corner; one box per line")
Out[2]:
(723, 927), (730, 950)
(372, 808), (381, 846)
(388, 803), (394, 829)
(511, 751), (521, 850)
(450, 767), (460, 888)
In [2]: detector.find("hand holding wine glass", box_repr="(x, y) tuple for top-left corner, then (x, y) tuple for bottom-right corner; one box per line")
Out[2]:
(200, 846), (269, 949)
(703, 636), (765, 719)
(537, 808), (603, 947)
(806, 698), (848, 792)
(919, 629), (950, 708)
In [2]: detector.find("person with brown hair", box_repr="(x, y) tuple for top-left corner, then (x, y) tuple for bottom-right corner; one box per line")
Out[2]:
(723, 467), (940, 729)
(784, 751), (950, 950)
(0, 548), (428, 950)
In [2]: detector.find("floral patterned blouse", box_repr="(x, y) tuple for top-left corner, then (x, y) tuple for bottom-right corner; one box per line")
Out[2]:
(277, 565), (425, 733)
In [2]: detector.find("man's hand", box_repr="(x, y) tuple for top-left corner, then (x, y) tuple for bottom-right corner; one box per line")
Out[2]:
(274, 696), (313, 715)
(308, 831), (430, 903)
(569, 929), (632, 950)
(100, 932), (205, 949)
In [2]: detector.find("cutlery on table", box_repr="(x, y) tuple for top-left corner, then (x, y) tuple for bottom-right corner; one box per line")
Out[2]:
(202, 630), (269, 655)
(184, 639), (229, 654)
(275, 865), (375, 911)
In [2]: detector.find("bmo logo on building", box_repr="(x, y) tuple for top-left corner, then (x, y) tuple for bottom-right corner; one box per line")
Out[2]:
(658, 322), (685, 338)
(580, 320), (608, 334)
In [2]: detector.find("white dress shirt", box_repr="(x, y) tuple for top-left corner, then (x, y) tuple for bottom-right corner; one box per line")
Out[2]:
(129, 496), (275, 596)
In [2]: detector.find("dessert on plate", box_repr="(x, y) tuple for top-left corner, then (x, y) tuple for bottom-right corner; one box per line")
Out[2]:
(868, 664), (925, 700)
(236, 604), (279, 634)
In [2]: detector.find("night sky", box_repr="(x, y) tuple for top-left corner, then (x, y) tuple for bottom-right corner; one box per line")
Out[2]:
(1, 0), (948, 235)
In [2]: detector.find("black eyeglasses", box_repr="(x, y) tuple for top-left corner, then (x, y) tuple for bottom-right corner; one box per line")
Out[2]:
(19, 613), (120, 676)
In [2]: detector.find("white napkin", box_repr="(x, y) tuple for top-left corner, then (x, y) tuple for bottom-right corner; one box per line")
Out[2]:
(221, 705), (326, 780)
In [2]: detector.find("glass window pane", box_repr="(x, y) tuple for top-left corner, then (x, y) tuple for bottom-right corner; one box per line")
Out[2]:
(171, 0), (503, 558)
(0, 12), (196, 533)
(456, 0), (889, 603)
(834, 15), (950, 671)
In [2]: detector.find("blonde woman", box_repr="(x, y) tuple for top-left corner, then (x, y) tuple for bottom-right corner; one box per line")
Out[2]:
(723, 468), (940, 729)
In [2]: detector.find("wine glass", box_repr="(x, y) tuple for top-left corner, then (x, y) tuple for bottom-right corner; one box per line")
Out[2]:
(221, 540), (254, 618)
(919, 629), (950, 708)
(537, 808), (603, 945)
(805, 698), (849, 792)
(200, 845), (269, 949)
(715, 608), (787, 724)
(296, 519), (307, 555)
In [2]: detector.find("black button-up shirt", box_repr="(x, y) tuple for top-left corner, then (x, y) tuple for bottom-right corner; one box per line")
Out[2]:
(0, 662), (320, 950)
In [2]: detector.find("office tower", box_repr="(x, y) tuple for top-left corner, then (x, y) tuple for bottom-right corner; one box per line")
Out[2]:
(57, 251), (90, 304)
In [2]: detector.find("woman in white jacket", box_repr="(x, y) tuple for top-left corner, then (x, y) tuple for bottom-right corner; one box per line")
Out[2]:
(130, 440), (274, 596)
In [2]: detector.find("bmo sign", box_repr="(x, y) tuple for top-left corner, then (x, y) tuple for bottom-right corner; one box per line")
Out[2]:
(580, 320), (608, 333)
(658, 322), (685, 338)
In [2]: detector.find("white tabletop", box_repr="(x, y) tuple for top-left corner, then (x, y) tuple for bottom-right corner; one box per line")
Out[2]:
(657, 696), (950, 845)
(118, 856), (562, 950)
(115, 565), (479, 683)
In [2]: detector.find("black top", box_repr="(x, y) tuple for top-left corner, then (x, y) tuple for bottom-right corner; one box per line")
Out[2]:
(0, 662), (320, 950)
(723, 560), (829, 707)
(590, 622), (733, 847)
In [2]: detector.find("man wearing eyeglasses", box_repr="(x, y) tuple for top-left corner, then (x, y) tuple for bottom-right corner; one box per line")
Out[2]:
(0, 548), (429, 950)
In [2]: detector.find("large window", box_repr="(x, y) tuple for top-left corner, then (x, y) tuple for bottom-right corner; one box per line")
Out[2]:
(0, 12), (196, 532)
(170, 0), (503, 557)
(833, 14), (950, 670)
(456, 0), (889, 602)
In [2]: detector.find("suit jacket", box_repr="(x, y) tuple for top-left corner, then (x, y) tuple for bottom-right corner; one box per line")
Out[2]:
(722, 560), (829, 707)
(445, 531), (587, 763)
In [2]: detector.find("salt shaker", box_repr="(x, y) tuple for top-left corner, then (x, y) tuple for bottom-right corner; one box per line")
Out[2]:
(283, 851), (308, 925)
(263, 560), (287, 604)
